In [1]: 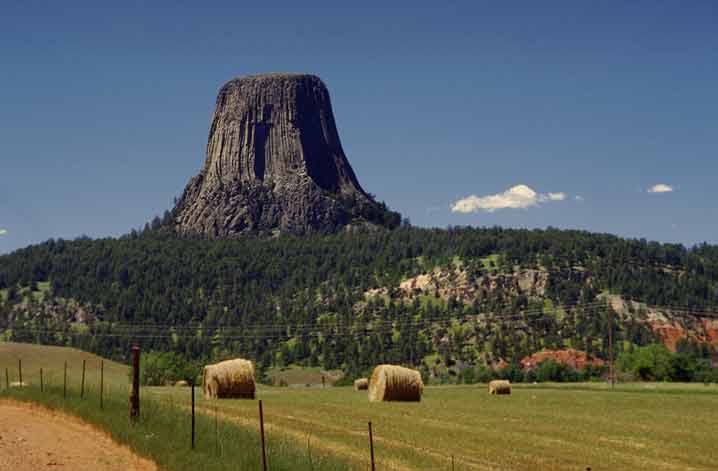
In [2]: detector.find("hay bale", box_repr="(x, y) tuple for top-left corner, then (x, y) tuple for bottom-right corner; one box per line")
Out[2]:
(203, 358), (255, 399)
(9, 381), (27, 388)
(368, 365), (423, 402)
(354, 378), (369, 391)
(174, 380), (189, 387)
(488, 379), (511, 395)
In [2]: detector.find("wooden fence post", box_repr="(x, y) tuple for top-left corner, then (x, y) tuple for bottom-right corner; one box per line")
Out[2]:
(5, 367), (9, 390)
(368, 421), (376, 471)
(18, 359), (22, 385)
(130, 346), (140, 422)
(80, 359), (86, 399)
(100, 360), (104, 409)
(259, 400), (268, 471)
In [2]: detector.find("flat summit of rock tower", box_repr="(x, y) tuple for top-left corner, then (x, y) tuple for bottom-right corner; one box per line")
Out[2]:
(173, 73), (398, 236)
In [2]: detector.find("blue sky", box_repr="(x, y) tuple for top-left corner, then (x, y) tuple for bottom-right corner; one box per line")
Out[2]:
(1, 1), (716, 253)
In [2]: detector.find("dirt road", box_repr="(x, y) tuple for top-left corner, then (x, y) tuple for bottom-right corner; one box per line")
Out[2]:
(0, 401), (157, 471)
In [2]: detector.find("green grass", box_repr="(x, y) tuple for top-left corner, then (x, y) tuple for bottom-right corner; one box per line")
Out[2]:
(32, 281), (52, 302)
(4, 342), (718, 471)
(155, 382), (718, 471)
(417, 293), (446, 309)
(267, 365), (344, 386)
(0, 342), (129, 390)
(1, 342), (349, 471)
(479, 253), (500, 270)
(3, 385), (348, 471)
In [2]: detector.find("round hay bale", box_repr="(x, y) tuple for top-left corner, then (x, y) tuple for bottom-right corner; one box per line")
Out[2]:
(488, 379), (511, 395)
(368, 365), (423, 402)
(203, 358), (255, 399)
(354, 378), (369, 391)
(174, 380), (189, 387)
(9, 381), (27, 388)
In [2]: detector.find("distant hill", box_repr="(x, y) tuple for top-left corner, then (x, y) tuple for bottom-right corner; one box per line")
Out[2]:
(1, 227), (717, 381)
(0, 341), (128, 388)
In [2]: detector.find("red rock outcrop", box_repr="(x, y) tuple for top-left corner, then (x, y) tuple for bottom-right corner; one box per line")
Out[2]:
(520, 349), (605, 370)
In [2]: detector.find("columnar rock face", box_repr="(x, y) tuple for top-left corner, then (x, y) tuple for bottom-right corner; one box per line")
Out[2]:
(173, 73), (389, 237)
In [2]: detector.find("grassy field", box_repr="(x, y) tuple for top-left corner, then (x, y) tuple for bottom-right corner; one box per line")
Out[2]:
(3, 342), (718, 471)
(0, 341), (130, 391)
(267, 365), (344, 386)
(0, 342), (349, 471)
(155, 380), (718, 471)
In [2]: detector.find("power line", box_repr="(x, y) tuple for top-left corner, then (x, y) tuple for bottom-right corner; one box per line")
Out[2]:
(6, 304), (615, 342)
(5, 300), (609, 333)
(5, 301), (610, 338)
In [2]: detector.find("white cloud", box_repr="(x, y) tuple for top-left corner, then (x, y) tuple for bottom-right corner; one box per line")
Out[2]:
(575, 195), (584, 201)
(0, 229), (6, 236)
(648, 183), (673, 193)
(546, 192), (566, 201)
(451, 185), (568, 214)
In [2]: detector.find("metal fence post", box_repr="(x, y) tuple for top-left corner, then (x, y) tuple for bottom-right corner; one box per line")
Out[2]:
(100, 360), (104, 409)
(368, 421), (376, 471)
(80, 359), (86, 399)
(259, 400), (268, 471)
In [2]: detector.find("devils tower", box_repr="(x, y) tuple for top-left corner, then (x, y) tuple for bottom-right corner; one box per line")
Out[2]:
(173, 73), (398, 237)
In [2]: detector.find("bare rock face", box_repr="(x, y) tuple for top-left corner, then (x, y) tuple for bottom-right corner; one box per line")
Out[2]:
(173, 73), (393, 237)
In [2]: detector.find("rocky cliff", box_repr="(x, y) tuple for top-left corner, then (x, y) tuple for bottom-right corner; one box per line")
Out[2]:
(364, 267), (552, 305)
(173, 73), (396, 236)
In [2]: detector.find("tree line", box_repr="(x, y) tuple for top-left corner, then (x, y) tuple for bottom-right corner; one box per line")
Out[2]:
(1, 226), (717, 381)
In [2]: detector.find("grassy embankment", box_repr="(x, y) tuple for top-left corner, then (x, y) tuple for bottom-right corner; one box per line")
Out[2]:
(0, 342), (349, 471)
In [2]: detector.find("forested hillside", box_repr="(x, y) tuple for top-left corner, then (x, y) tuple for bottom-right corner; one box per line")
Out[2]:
(1, 226), (717, 382)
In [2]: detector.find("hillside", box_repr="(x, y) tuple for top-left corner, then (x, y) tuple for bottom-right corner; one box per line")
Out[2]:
(0, 341), (129, 388)
(1, 227), (717, 381)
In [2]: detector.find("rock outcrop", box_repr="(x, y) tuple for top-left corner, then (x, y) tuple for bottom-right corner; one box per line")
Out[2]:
(602, 294), (718, 351)
(173, 73), (395, 237)
(365, 267), (551, 304)
(520, 349), (606, 371)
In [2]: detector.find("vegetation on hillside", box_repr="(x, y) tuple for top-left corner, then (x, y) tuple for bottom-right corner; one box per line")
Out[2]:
(1, 226), (717, 380)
